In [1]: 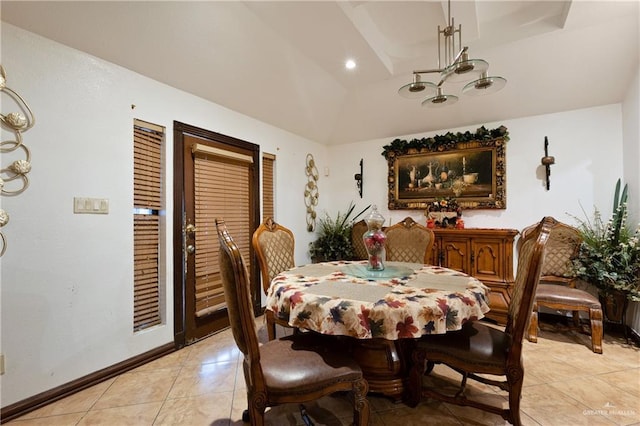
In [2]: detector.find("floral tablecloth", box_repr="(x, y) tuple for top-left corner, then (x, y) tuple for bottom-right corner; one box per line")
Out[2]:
(265, 260), (490, 340)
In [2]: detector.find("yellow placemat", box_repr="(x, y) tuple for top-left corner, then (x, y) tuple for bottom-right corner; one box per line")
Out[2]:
(303, 281), (391, 303)
(286, 263), (340, 277)
(409, 274), (473, 291)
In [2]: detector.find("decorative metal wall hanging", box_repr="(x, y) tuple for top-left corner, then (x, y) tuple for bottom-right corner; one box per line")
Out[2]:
(541, 136), (555, 191)
(304, 153), (319, 231)
(354, 159), (363, 198)
(0, 64), (36, 256)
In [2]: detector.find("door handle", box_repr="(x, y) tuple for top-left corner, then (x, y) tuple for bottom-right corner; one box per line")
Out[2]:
(186, 224), (197, 235)
(186, 244), (196, 254)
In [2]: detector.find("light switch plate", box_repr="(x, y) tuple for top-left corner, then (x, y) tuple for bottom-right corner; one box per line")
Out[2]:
(74, 197), (109, 214)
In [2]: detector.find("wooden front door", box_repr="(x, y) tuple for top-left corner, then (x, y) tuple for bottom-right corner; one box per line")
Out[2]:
(173, 121), (260, 346)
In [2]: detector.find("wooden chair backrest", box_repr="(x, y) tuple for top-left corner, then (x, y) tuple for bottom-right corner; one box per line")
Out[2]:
(519, 217), (581, 285)
(252, 217), (296, 295)
(385, 217), (435, 264)
(505, 216), (553, 351)
(216, 218), (265, 388)
(351, 219), (369, 260)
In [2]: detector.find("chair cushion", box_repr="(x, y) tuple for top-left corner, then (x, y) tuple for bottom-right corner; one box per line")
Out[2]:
(535, 284), (600, 309)
(260, 334), (362, 395)
(415, 322), (510, 375)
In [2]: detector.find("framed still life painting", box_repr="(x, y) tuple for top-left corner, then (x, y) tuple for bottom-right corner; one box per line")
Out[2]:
(382, 127), (508, 210)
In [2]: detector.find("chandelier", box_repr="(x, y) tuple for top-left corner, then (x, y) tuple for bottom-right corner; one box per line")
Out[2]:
(398, 0), (506, 107)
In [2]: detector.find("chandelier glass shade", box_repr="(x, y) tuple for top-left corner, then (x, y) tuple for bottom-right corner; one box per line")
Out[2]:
(422, 87), (458, 108)
(398, 0), (506, 106)
(462, 72), (507, 96)
(441, 52), (488, 83)
(398, 74), (437, 99)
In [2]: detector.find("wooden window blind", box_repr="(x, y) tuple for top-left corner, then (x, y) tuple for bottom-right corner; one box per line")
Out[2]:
(193, 152), (252, 317)
(263, 153), (275, 220)
(133, 119), (164, 331)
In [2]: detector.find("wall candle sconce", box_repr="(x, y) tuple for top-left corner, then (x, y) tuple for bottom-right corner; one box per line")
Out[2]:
(354, 159), (363, 198)
(541, 136), (555, 191)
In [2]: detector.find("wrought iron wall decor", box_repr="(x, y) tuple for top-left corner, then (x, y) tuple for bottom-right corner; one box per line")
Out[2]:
(0, 65), (35, 256)
(354, 159), (363, 198)
(382, 126), (508, 210)
(541, 136), (555, 190)
(304, 153), (319, 231)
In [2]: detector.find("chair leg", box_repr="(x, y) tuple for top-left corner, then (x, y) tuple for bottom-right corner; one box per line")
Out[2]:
(352, 378), (370, 426)
(572, 310), (581, 328)
(507, 370), (524, 426)
(267, 322), (277, 341)
(265, 311), (277, 341)
(590, 307), (604, 354)
(248, 396), (267, 426)
(527, 301), (539, 343)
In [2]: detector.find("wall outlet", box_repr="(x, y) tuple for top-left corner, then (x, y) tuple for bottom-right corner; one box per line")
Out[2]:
(0, 354), (5, 375)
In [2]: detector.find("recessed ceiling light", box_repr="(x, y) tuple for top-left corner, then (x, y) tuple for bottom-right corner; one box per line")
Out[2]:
(345, 59), (356, 70)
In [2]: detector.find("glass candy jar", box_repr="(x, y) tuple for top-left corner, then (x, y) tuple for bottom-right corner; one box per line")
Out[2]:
(363, 205), (387, 271)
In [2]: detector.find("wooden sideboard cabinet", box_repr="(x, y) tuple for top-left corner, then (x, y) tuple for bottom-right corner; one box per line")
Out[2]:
(430, 228), (519, 324)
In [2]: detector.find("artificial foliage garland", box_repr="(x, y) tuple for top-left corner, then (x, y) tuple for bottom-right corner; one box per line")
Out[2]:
(381, 125), (509, 159)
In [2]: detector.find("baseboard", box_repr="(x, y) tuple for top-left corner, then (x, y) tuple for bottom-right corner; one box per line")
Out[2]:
(0, 342), (176, 424)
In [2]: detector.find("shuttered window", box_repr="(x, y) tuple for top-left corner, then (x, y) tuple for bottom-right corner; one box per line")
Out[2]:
(193, 145), (252, 317)
(133, 119), (164, 331)
(263, 153), (275, 220)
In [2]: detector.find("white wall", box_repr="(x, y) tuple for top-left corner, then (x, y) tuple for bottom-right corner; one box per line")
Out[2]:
(0, 24), (327, 407)
(325, 105), (624, 232)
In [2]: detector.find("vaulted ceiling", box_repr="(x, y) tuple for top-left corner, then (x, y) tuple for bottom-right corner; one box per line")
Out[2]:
(2, 1), (638, 145)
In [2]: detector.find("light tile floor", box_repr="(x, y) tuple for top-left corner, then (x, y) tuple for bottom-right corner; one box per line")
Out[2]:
(7, 316), (639, 425)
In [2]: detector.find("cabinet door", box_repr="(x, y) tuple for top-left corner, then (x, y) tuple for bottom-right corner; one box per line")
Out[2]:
(439, 237), (470, 274)
(470, 238), (503, 283)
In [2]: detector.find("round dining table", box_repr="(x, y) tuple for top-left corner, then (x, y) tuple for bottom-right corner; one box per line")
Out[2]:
(265, 260), (491, 400)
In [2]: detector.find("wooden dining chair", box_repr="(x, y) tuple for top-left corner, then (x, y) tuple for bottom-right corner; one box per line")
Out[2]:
(404, 216), (554, 426)
(216, 218), (370, 426)
(521, 218), (603, 353)
(351, 219), (368, 260)
(385, 217), (435, 264)
(252, 217), (297, 340)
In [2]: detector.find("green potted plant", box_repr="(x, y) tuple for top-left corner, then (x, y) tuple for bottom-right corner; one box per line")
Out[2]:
(571, 179), (640, 322)
(309, 203), (370, 262)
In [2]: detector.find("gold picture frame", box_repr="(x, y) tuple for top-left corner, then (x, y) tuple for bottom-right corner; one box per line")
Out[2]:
(384, 136), (507, 210)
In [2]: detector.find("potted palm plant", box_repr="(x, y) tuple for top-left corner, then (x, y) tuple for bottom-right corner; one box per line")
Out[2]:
(309, 203), (370, 262)
(571, 179), (640, 324)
